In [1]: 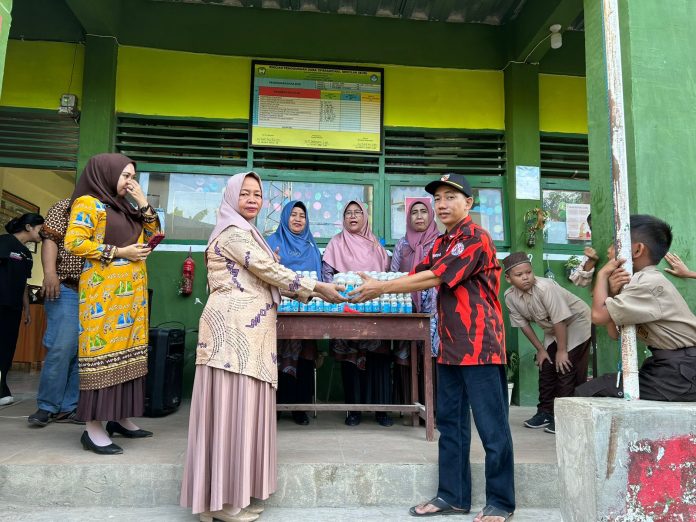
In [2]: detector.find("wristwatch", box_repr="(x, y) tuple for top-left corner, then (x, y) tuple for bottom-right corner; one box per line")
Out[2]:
(140, 204), (152, 213)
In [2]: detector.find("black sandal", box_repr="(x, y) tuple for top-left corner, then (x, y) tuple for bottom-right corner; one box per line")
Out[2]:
(474, 504), (514, 521)
(409, 496), (469, 517)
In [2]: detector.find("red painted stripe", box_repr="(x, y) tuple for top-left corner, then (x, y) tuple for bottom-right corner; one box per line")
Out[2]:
(258, 86), (321, 99)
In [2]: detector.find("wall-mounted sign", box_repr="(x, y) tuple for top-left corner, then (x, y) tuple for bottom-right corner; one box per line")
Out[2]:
(566, 203), (592, 240)
(515, 165), (540, 200)
(250, 61), (384, 153)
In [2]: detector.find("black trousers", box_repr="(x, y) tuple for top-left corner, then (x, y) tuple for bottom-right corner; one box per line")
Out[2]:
(341, 352), (391, 413)
(277, 357), (315, 407)
(436, 363), (515, 512)
(538, 338), (591, 414)
(0, 306), (23, 398)
(575, 347), (696, 401)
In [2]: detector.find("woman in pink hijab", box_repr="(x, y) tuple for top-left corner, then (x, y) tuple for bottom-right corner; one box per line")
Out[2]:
(181, 172), (344, 522)
(390, 198), (441, 405)
(322, 200), (392, 427)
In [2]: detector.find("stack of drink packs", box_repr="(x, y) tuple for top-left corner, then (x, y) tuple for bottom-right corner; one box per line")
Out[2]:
(278, 271), (414, 314)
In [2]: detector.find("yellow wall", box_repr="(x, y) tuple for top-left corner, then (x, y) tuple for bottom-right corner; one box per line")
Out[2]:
(116, 47), (250, 120)
(0, 40), (84, 110)
(1, 42), (585, 136)
(383, 66), (504, 129)
(539, 74), (588, 134)
(1, 167), (76, 285)
(116, 46), (506, 130)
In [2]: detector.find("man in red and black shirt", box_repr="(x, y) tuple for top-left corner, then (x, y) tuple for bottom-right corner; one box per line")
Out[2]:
(352, 173), (514, 521)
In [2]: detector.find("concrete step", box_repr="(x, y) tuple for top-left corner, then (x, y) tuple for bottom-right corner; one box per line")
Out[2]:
(1, 461), (558, 510)
(2, 505), (562, 521)
(1, 389), (559, 511)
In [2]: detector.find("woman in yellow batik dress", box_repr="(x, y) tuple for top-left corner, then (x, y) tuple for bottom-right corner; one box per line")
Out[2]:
(65, 153), (160, 455)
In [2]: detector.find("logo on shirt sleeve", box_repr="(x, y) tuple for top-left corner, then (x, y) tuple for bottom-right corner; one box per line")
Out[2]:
(450, 242), (465, 257)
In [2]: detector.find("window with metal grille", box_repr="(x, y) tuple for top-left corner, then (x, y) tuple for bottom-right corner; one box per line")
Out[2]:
(0, 108), (79, 169)
(540, 133), (589, 179)
(384, 129), (506, 176)
(251, 147), (380, 174)
(115, 114), (248, 167)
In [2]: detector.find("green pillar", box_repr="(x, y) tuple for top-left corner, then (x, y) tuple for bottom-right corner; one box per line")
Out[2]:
(504, 63), (543, 406)
(0, 0), (12, 100)
(584, 0), (696, 372)
(77, 35), (118, 175)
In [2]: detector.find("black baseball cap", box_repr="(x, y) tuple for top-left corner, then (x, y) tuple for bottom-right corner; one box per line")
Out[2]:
(425, 173), (473, 197)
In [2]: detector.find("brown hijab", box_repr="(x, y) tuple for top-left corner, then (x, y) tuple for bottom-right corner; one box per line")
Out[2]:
(70, 153), (143, 247)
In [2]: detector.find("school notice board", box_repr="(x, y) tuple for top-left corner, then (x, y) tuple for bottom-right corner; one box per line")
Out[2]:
(250, 61), (384, 153)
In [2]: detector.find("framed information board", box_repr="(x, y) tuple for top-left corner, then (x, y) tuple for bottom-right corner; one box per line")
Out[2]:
(250, 61), (384, 153)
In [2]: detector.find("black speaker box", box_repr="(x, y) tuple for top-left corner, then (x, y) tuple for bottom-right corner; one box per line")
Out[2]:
(144, 327), (185, 417)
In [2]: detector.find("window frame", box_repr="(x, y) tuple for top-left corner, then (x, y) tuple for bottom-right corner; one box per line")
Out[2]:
(137, 164), (381, 247)
(117, 116), (512, 248)
(384, 174), (508, 248)
(541, 177), (591, 254)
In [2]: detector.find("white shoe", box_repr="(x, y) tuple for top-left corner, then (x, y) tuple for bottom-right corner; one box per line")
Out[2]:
(199, 510), (259, 522)
(0, 396), (15, 406)
(246, 498), (264, 514)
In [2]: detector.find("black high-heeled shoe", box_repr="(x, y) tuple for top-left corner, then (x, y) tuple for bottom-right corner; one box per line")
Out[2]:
(105, 421), (153, 438)
(80, 431), (123, 455)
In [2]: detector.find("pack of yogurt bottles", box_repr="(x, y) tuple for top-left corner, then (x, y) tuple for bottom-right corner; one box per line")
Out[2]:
(278, 271), (414, 314)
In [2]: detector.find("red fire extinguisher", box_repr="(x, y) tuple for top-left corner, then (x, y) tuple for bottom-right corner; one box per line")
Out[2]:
(180, 248), (195, 296)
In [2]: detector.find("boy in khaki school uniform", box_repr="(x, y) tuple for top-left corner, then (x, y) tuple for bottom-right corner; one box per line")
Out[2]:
(576, 215), (696, 401)
(503, 252), (591, 434)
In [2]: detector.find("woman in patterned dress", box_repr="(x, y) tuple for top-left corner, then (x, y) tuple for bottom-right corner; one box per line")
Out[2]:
(180, 172), (344, 522)
(65, 153), (160, 455)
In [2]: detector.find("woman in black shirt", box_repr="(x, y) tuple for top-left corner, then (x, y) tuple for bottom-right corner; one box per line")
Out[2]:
(0, 213), (44, 405)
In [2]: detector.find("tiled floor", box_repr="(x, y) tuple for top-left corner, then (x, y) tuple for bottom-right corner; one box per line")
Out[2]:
(0, 371), (556, 464)
(0, 369), (557, 466)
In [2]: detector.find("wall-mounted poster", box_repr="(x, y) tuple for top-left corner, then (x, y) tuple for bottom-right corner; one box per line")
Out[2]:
(250, 61), (384, 153)
(566, 203), (592, 240)
(515, 165), (540, 200)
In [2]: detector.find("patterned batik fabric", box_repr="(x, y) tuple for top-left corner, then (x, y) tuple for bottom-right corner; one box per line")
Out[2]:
(65, 195), (161, 390)
(40, 198), (85, 288)
(195, 226), (315, 389)
(414, 215), (506, 366)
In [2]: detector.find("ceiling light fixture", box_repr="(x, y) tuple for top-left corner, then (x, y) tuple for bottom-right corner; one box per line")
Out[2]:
(549, 24), (563, 49)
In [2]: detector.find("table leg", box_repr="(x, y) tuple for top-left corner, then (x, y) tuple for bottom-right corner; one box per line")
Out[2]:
(424, 336), (434, 442)
(410, 340), (418, 427)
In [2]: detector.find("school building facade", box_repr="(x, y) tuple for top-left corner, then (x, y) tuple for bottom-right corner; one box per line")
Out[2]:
(0, 0), (693, 405)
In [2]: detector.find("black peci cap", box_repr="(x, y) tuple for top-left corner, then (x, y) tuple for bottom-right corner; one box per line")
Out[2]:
(502, 252), (532, 273)
(425, 173), (473, 197)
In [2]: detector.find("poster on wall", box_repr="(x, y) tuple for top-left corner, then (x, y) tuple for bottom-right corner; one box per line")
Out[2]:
(250, 61), (384, 153)
(566, 203), (592, 240)
(515, 165), (540, 200)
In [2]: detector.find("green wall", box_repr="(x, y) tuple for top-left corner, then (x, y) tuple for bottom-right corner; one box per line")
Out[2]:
(0, 0), (12, 99)
(620, 0), (696, 309)
(147, 251), (207, 395)
(585, 0), (696, 375)
(1, 35), (592, 405)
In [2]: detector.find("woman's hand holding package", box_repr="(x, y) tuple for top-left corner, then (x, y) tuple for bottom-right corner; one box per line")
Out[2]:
(349, 272), (384, 303)
(313, 281), (348, 304)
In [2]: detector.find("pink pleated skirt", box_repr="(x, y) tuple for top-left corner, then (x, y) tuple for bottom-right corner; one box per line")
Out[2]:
(180, 365), (277, 514)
